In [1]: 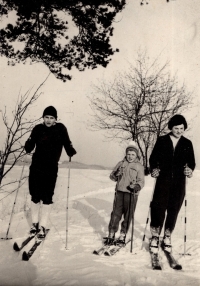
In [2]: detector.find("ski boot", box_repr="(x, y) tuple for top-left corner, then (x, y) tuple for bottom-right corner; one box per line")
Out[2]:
(149, 236), (159, 254)
(161, 235), (172, 253)
(37, 226), (46, 239)
(29, 222), (39, 235)
(103, 232), (115, 245)
(115, 232), (126, 245)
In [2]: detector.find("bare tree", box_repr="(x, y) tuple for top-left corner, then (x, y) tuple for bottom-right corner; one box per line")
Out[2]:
(0, 75), (50, 191)
(89, 52), (193, 173)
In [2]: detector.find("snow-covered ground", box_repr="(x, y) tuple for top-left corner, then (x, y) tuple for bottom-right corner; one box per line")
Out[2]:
(0, 166), (200, 286)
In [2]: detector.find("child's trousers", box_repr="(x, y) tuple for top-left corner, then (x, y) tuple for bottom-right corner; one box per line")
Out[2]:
(108, 191), (138, 235)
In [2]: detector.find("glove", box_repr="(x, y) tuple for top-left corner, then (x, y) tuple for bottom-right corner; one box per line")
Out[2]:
(184, 166), (193, 178)
(68, 146), (77, 157)
(151, 168), (160, 178)
(127, 183), (141, 194)
(114, 167), (123, 177)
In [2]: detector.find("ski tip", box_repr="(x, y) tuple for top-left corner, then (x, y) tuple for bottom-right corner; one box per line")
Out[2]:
(173, 264), (182, 270)
(22, 251), (29, 261)
(13, 242), (20, 251)
(93, 250), (99, 255)
(153, 266), (162, 270)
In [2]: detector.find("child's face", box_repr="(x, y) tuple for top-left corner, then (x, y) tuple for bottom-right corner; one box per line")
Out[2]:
(43, 115), (56, 127)
(126, 150), (137, 163)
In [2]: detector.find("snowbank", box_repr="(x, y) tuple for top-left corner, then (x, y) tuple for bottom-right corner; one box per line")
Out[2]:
(0, 167), (200, 286)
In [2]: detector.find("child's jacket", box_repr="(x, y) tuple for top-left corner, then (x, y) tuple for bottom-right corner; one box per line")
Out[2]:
(110, 158), (144, 193)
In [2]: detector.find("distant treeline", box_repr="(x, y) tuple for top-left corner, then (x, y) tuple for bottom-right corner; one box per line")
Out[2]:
(6, 158), (111, 170)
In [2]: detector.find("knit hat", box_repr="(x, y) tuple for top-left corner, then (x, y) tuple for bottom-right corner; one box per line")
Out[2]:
(126, 141), (139, 156)
(43, 106), (57, 120)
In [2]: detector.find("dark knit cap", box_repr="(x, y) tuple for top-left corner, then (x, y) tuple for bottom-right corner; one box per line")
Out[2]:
(168, 114), (187, 130)
(43, 106), (57, 120)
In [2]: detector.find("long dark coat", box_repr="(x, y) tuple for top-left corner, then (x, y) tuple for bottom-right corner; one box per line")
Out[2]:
(149, 133), (195, 208)
(24, 123), (76, 203)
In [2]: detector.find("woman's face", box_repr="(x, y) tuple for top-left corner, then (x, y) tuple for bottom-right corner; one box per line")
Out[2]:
(171, 124), (185, 138)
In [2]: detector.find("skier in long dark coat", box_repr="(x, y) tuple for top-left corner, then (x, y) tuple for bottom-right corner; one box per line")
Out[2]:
(149, 114), (195, 253)
(25, 106), (76, 239)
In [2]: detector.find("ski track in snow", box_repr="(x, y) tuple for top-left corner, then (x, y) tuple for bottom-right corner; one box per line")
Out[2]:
(0, 167), (200, 286)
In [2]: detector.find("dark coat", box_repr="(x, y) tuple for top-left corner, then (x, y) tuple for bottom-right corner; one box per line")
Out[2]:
(25, 123), (76, 173)
(149, 133), (195, 207)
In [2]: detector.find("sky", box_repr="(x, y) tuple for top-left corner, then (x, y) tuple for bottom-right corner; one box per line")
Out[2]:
(0, 0), (200, 169)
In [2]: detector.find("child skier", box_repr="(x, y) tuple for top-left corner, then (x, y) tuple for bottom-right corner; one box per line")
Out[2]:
(149, 114), (195, 254)
(24, 106), (76, 239)
(105, 141), (144, 245)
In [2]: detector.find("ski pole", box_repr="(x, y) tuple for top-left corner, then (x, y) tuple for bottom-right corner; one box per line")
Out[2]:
(184, 189), (187, 256)
(1, 154), (27, 240)
(179, 164), (191, 256)
(183, 175), (191, 256)
(65, 157), (71, 250)
(141, 178), (156, 250)
(130, 191), (138, 253)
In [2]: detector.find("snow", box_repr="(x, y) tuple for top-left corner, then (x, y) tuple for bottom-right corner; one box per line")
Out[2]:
(0, 166), (200, 286)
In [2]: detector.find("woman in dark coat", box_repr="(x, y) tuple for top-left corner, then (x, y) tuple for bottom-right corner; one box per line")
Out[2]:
(149, 114), (195, 253)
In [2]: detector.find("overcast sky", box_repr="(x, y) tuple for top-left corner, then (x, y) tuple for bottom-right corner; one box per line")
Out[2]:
(0, 0), (200, 169)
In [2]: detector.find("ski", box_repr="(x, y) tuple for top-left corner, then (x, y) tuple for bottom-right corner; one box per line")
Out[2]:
(13, 234), (36, 252)
(93, 236), (116, 255)
(150, 251), (162, 270)
(93, 244), (111, 255)
(104, 239), (131, 256)
(22, 229), (49, 261)
(161, 246), (182, 270)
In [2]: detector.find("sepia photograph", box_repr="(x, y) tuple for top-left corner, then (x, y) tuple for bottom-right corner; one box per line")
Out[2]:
(0, 0), (200, 285)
